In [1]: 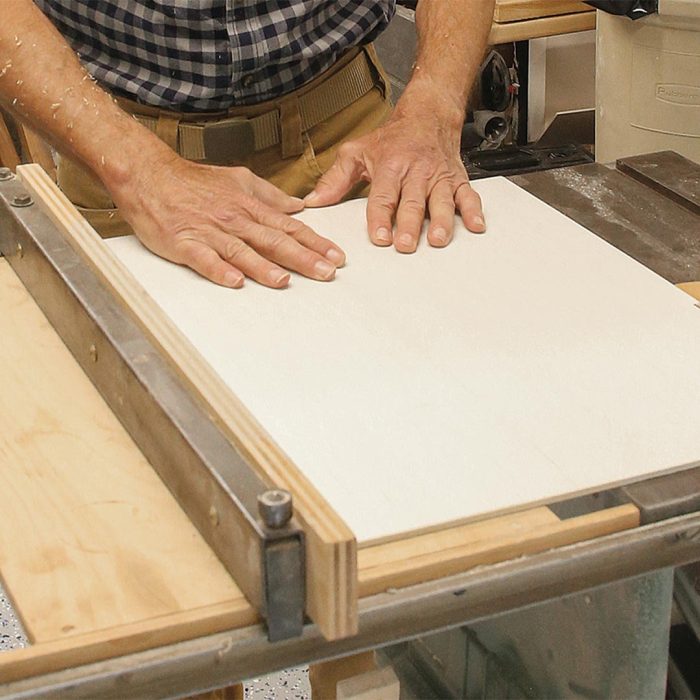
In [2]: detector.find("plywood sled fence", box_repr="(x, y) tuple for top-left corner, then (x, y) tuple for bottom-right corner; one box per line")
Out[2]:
(2, 163), (700, 680)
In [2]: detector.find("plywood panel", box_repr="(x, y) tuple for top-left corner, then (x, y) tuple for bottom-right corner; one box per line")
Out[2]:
(494, 0), (592, 23)
(489, 12), (595, 43)
(0, 260), (251, 645)
(106, 177), (700, 545)
(16, 163), (357, 641)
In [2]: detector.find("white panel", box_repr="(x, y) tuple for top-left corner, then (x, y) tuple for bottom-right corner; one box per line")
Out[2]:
(108, 178), (700, 544)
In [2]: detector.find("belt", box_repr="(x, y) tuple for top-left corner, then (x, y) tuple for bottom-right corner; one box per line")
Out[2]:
(131, 50), (379, 164)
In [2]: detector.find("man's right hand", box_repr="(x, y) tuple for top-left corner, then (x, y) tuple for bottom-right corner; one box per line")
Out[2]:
(3, 1), (344, 290)
(111, 154), (346, 289)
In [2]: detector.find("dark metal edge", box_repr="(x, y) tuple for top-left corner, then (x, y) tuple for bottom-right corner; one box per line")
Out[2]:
(0, 180), (304, 640)
(3, 511), (700, 699)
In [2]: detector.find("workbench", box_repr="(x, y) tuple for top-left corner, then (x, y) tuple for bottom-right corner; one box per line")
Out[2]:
(0, 152), (699, 698)
(490, 0), (595, 44)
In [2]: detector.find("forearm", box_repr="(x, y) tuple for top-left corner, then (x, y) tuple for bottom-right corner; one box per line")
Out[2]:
(0, 0), (173, 192)
(398, 0), (495, 127)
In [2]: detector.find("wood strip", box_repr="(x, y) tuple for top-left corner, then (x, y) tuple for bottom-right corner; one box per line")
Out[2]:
(678, 282), (700, 302)
(0, 111), (20, 170)
(617, 152), (700, 217)
(0, 600), (256, 685)
(494, 0), (592, 23)
(358, 505), (640, 597)
(0, 259), (249, 644)
(15, 164), (357, 641)
(489, 11), (595, 43)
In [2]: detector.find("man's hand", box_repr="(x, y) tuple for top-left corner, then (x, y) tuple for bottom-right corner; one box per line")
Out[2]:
(304, 0), (494, 252)
(304, 98), (484, 253)
(2, 0), (345, 290)
(112, 154), (346, 288)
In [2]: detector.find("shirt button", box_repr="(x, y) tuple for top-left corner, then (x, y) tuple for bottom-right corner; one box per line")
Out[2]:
(241, 74), (255, 88)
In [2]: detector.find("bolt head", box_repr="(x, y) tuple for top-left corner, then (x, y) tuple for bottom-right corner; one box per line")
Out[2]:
(0, 167), (13, 181)
(11, 193), (33, 208)
(258, 489), (293, 529)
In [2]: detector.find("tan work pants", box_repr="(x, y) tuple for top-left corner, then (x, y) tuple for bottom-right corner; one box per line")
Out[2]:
(57, 46), (393, 238)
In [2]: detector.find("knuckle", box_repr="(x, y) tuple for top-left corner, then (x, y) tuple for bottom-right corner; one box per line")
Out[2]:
(222, 236), (248, 261)
(384, 157), (405, 175)
(282, 218), (308, 236)
(211, 206), (247, 228)
(253, 228), (286, 253)
(338, 142), (356, 159)
(401, 197), (425, 214)
(369, 191), (396, 211)
(228, 166), (251, 182)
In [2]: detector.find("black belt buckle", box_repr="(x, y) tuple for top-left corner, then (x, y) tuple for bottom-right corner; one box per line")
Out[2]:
(202, 118), (255, 164)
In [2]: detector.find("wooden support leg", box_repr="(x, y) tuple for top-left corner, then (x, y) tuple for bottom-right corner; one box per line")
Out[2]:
(17, 124), (56, 181)
(0, 111), (20, 170)
(310, 652), (399, 699)
(187, 684), (243, 700)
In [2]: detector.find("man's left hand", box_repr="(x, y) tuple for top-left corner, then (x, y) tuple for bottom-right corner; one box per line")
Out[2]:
(304, 98), (485, 252)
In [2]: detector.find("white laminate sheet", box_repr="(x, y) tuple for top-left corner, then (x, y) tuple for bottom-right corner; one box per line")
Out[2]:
(107, 177), (700, 544)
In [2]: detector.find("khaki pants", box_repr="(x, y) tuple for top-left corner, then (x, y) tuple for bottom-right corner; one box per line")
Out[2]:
(57, 46), (393, 238)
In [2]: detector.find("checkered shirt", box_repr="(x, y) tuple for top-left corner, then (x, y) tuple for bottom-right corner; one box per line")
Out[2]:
(34, 0), (395, 111)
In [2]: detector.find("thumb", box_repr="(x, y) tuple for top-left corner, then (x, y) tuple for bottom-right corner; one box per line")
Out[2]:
(305, 144), (365, 208)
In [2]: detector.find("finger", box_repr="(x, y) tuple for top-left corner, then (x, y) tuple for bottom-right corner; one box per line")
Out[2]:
(175, 239), (245, 288)
(394, 180), (428, 253)
(208, 231), (291, 288)
(238, 223), (338, 282)
(245, 172), (305, 214)
(455, 181), (486, 233)
(304, 142), (365, 208)
(255, 206), (346, 267)
(366, 173), (402, 247)
(426, 179), (456, 247)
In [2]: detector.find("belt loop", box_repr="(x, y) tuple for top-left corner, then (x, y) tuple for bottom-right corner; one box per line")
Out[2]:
(155, 113), (182, 153)
(278, 95), (304, 159)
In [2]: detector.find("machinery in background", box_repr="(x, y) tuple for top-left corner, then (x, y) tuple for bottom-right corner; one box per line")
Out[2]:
(375, 3), (595, 179)
(595, 1), (700, 164)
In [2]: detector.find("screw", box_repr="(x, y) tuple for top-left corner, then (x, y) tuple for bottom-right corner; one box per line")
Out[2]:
(15, 242), (23, 258)
(209, 505), (220, 527)
(0, 167), (13, 181)
(89, 344), (98, 362)
(258, 489), (293, 529)
(11, 193), (33, 208)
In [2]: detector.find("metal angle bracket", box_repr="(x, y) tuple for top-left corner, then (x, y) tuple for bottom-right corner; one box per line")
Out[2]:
(0, 178), (304, 641)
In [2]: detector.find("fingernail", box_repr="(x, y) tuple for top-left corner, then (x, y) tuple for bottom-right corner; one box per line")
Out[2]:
(326, 248), (346, 266)
(474, 215), (486, 230)
(375, 227), (392, 244)
(304, 191), (320, 205)
(432, 227), (448, 245)
(314, 259), (336, 280)
(224, 271), (244, 287)
(269, 269), (290, 286)
(398, 233), (414, 249)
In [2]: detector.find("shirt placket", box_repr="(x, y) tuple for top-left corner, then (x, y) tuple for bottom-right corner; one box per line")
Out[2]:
(226, 0), (266, 97)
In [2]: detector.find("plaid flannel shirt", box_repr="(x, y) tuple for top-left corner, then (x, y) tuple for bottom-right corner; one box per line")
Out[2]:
(35, 0), (395, 111)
